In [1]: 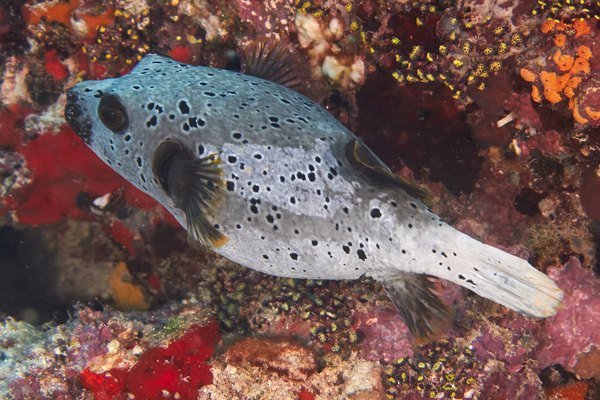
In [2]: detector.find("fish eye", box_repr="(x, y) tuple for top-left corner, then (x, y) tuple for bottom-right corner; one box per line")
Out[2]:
(97, 94), (129, 134)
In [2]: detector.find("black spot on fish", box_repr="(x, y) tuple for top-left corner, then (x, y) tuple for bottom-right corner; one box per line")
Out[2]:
(178, 100), (190, 114)
(232, 133), (242, 140)
(342, 245), (350, 254)
(146, 115), (157, 127)
(370, 208), (382, 218)
(312, 240), (318, 246)
(290, 253), (298, 260)
(226, 181), (235, 191)
(357, 249), (367, 261)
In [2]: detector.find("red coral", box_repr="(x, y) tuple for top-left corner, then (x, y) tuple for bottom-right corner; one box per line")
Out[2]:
(0, 107), (157, 225)
(44, 50), (68, 80)
(298, 388), (316, 400)
(80, 322), (220, 400)
(169, 47), (191, 63)
(109, 221), (136, 254)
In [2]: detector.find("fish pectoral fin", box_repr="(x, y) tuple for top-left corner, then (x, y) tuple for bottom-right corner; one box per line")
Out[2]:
(345, 139), (432, 202)
(181, 156), (228, 249)
(381, 272), (454, 345)
(152, 140), (228, 249)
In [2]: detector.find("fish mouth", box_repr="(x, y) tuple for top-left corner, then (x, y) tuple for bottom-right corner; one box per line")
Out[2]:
(65, 88), (93, 145)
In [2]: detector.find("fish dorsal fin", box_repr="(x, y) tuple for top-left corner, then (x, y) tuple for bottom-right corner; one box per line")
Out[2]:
(243, 40), (308, 90)
(380, 272), (454, 345)
(345, 139), (431, 202)
(152, 140), (228, 249)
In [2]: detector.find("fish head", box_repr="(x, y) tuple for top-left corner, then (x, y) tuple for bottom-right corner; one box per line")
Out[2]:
(64, 54), (203, 225)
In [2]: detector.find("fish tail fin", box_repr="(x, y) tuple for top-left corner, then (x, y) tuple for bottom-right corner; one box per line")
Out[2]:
(381, 272), (454, 345)
(447, 236), (563, 318)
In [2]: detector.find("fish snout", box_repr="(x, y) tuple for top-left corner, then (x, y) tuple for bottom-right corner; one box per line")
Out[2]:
(65, 88), (93, 145)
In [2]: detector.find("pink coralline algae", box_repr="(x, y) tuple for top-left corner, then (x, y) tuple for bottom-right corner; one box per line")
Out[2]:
(535, 257), (600, 372)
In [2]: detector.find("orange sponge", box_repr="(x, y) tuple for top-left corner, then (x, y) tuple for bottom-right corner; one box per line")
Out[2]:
(586, 107), (600, 121)
(542, 19), (556, 33)
(574, 19), (590, 37)
(570, 57), (591, 75)
(574, 103), (590, 124)
(553, 50), (574, 71)
(532, 85), (541, 102)
(577, 45), (592, 61)
(520, 68), (536, 82)
(554, 34), (566, 47)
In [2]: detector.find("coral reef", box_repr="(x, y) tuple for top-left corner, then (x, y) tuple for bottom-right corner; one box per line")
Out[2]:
(2, 0), (600, 399)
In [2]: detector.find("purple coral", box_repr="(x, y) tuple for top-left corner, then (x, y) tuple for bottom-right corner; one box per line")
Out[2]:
(535, 257), (600, 372)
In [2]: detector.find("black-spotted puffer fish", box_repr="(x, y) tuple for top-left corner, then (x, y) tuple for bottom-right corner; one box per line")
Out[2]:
(65, 51), (563, 343)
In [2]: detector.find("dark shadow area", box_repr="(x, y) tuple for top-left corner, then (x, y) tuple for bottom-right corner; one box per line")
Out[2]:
(0, 225), (69, 325)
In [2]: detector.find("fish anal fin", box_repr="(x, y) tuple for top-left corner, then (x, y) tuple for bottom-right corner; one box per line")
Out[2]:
(380, 271), (454, 345)
(152, 140), (228, 249)
(345, 139), (431, 202)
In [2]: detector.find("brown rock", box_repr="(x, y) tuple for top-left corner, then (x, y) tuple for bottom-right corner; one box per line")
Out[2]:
(225, 336), (317, 380)
(574, 346), (600, 379)
(342, 360), (385, 400)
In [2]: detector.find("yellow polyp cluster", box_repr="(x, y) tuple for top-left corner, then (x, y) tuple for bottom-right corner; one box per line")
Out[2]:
(490, 61), (501, 71)
(462, 42), (473, 55)
(410, 45), (423, 60)
(497, 42), (508, 54)
(510, 33), (523, 46)
(472, 63), (485, 76)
